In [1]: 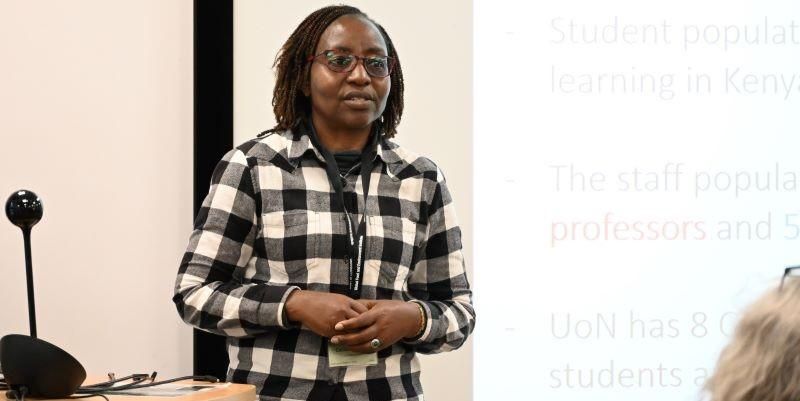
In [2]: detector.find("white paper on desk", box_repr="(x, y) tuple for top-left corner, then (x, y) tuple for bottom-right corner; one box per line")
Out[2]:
(110, 383), (229, 397)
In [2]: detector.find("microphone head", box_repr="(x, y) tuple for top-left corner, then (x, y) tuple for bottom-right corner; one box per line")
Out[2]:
(5, 190), (43, 230)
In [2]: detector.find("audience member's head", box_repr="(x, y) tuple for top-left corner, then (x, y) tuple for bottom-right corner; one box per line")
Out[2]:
(706, 277), (800, 401)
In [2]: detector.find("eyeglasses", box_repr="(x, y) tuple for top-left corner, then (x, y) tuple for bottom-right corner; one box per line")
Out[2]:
(780, 265), (800, 290)
(308, 50), (395, 78)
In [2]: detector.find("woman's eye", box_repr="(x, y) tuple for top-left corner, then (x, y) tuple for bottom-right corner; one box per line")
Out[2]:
(366, 58), (387, 69)
(327, 55), (352, 67)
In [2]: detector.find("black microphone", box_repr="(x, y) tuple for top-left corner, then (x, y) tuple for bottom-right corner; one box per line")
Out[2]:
(5, 189), (43, 338)
(1, 190), (86, 398)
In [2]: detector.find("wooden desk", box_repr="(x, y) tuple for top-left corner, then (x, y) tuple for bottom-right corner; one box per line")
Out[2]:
(2, 380), (256, 401)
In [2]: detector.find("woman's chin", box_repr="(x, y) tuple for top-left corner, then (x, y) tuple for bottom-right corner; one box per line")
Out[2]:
(339, 116), (377, 131)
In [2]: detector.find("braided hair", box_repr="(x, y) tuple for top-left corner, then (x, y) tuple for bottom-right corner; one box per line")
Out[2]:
(269, 5), (404, 138)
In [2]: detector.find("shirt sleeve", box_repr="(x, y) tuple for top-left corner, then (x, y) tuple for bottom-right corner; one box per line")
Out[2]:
(172, 148), (299, 338)
(402, 168), (475, 354)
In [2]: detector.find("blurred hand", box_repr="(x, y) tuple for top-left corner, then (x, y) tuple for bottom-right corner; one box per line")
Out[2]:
(285, 290), (369, 338)
(330, 300), (421, 353)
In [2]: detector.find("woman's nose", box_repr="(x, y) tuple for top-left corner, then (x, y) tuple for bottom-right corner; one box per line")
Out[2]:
(346, 60), (371, 85)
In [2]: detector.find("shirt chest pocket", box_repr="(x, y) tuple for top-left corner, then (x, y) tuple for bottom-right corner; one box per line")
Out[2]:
(261, 210), (320, 281)
(363, 215), (419, 293)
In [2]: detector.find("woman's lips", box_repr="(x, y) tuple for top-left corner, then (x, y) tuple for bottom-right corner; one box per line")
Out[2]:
(343, 97), (373, 109)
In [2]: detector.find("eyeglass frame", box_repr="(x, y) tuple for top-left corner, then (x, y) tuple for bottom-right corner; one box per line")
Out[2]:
(780, 265), (800, 290)
(306, 50), (396, 78)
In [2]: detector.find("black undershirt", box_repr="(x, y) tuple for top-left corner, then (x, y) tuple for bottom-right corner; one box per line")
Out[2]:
(333, 151), (362, 176)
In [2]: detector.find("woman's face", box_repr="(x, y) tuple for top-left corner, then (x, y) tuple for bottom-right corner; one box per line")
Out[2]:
(308, 15), (390, 132)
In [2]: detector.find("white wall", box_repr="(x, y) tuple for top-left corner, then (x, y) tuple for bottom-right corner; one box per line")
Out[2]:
(0, 0), (193, 378)
(234, 2), (473, 400)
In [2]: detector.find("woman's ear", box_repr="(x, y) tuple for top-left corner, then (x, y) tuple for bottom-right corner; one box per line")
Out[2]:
(301, 81), (310, 97)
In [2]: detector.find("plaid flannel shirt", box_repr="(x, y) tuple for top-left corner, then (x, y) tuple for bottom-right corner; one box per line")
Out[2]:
(173, 126), (475, 401)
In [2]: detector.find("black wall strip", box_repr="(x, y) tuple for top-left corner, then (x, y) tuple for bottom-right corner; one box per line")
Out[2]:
(193, 0), (233, 380)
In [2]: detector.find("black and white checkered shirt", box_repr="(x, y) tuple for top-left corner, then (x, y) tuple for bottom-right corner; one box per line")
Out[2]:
(173, 126), (475, 401)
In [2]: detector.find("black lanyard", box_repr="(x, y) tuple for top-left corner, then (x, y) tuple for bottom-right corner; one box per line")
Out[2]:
(308, 123), (379, 299)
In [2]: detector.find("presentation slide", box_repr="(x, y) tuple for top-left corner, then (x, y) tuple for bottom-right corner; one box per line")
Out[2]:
(474, 1), (800, 400)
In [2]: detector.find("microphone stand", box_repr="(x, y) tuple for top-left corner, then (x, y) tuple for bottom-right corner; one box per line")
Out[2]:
(21, 226), (36, 338)
(1, 190), (86, 398)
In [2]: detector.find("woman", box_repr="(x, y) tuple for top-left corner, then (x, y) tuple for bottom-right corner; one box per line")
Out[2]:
(173, 5), (475, 401)
(705, 274), (800, 401)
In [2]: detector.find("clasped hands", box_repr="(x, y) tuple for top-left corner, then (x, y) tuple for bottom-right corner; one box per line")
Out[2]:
(285, 290), (420, 354)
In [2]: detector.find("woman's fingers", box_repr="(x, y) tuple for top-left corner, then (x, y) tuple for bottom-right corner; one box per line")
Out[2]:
(335, 309), (377, 331)
(350, 299), (370, 314)
(356, 299), (379, 310)
(345, 308), (361, 319)
(331, 325), (378, 346)
(345, 339), (387, 354)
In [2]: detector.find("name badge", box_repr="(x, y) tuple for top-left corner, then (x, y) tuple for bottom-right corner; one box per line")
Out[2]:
(327, 342), (378, 367)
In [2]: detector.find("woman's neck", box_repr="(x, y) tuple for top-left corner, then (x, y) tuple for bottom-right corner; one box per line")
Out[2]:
(310, 114), (371, 153)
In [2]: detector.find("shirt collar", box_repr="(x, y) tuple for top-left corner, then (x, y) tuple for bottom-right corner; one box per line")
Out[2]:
(286, 127), (323, 164)
(284, 121), (407, 179)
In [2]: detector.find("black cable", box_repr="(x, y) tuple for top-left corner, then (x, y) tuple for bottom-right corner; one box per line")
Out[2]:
(110, 375), (217, 391)
(77, 371), (156, 392)
(79, 373), (150, 389)
(6, 386), (28, 401)
(119, 375), (217, 390)
(2, 374), (216, 399)
(67, 395), (109, 401)
(74, 375), (218, 394)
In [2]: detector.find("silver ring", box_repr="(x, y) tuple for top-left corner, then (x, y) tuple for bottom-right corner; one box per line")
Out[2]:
(370, 338), (382, 349)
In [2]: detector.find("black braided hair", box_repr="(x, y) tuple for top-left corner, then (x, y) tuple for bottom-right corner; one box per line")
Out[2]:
(268, 5), (404, 138)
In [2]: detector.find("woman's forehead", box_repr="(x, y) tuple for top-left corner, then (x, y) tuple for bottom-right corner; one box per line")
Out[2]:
(315, 15), (387, 54)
